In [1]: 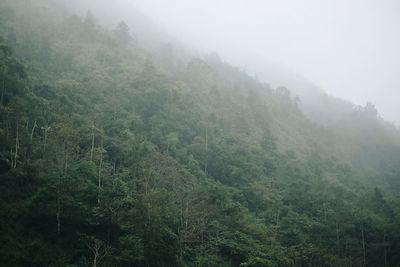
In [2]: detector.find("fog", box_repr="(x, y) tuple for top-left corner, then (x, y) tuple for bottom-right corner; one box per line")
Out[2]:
(121, 0), (399, 125)
(66, 0), (400, 124)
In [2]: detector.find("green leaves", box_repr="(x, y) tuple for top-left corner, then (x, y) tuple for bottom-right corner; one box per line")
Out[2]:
(1, 1), (400, 266)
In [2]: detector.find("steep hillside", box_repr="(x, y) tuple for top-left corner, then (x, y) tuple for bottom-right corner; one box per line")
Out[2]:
(1, 1), (400, 267)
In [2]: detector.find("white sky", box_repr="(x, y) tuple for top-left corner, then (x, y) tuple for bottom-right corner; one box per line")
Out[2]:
(128, 0), (400, 124)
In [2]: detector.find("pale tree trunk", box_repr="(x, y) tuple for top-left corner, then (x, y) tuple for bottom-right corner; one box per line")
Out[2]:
(178, 199), (189, 262)
(88, 239), (110, 267)
(185, 199), (189, 232)
(1, 75), (5, 107)
(97, 136), (103, 203)
(361, 222), (366, 267)
(145, 175), (149, 195)
(57, 157), (62, 235)
(10, 148), (13, 167)
(13, 122), (19, 168)
(276, 209), (280, 227)
(57, 188), (61, 234)
(90, 123), (95, 161)
(336, 221), (340, 254)
(30, 119), (37, 142)
(204, 126), (208, 175)
(43, 125), (50, 148)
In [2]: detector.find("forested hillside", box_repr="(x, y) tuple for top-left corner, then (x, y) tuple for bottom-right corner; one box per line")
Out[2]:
(1, 1), (400, 267)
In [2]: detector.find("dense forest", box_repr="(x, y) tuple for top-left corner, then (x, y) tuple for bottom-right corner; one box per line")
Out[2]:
(1, 1), (400, 266)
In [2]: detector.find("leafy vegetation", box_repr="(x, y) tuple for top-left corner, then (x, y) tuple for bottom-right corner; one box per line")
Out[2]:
(1, 1), (400, 266)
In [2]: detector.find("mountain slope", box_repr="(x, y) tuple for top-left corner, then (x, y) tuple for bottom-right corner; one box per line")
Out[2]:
(1, 1), (400, 267)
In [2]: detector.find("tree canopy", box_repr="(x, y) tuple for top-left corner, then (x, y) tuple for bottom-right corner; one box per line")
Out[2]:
(0, 1), (400, 266)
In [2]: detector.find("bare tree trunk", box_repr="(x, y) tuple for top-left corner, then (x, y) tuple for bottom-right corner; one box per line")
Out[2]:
(276, 209), (280, 227)
(336, 221), (340, 254)
(204, 126), (208, 175)
(97, 136), (103, 203)
(57, 166), (62, 235)
(87, 239), (110, 267)
(1, 75), (5, 107)
(65, 152), (69, 175)
(185, 199), (189, 232)
(57, 144), (65, 235)
(57, 190), (61, 234)
(361, 222), (366, 267)
(43, 125), (50, 147)
(30, 119), (37, 142)
(180, 200), (184, 229)
(10, 148), (13, 168)
(13, 122), (19, 168)
(90, 124), (95, 161)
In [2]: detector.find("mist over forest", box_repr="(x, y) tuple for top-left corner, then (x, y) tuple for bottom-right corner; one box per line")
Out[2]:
(1, 0), (400, 266)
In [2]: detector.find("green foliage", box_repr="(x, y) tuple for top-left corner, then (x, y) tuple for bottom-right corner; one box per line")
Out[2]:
(0, 1), (400, 266)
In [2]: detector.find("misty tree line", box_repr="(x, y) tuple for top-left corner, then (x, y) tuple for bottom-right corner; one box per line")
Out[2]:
(1, 1), (400, 267)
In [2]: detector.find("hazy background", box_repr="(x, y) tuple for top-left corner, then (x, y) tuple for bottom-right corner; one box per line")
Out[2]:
(121, 0), (399, 125)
